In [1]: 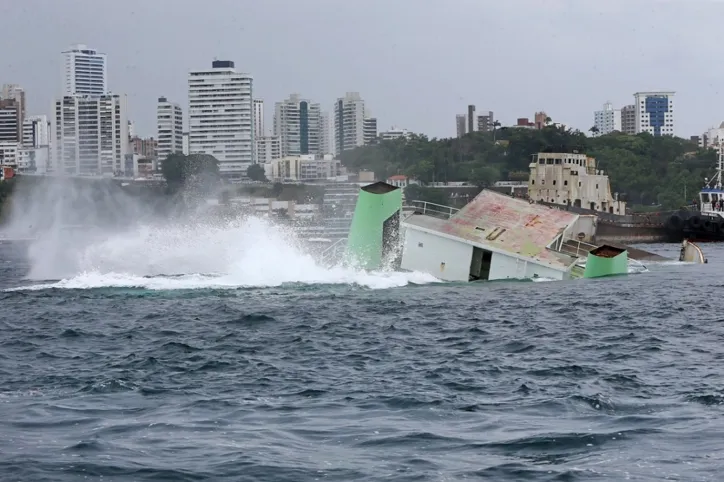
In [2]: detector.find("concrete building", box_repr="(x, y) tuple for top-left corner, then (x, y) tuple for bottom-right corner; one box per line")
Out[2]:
(255, 136), (281, 165)
(1, 84), (25, 123)
(456, 114), (466, 138)
(620, 105), (636, 135)
(467, 105), (476, 133)
(534, 111), (548, 129)
(477, 111), (494, 132)
(0, 142), (19, 166)
(268, 154), (342, 182)
(592, 102), (621, 136)
(131, 136), (158, 159)
(188, 60), (253, 177)
(22, 115), (49, 147)
(17, 146), (50, 173)
(528, 152), (626, 214)
(363, 116), (378, 145)
(51, 94), (129, 176)
(182, 132), (189, 155)
(0, 99), (22, 143)
(156, 96), (183, 162)
(274, 94), (322, 157)
(253, 99), (264, 137)
(320, 111), (331, 155)
(514, 118), (535, 129)
(62, 44), (107, 96)
(334, 92), (366, 155)
(380, 126), (411, 141)
(634, 91), (675, 136)
(701, 122), (724, 148)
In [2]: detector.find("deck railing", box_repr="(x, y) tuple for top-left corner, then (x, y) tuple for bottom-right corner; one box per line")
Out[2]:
(319, 238), (347, 264)
(405, 200), (459, 219)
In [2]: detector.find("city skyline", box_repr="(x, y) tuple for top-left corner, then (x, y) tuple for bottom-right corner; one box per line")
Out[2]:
(2, 0), (723, 140)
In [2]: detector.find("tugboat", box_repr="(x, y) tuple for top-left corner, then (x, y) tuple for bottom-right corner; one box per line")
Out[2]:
(667, 145), (724, 241)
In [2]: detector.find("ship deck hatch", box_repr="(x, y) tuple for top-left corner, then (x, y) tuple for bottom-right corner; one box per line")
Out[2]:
(469, 247), (492, 281)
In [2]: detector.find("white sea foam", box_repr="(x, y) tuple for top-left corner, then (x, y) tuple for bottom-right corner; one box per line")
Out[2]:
(10, 217), (440, 291)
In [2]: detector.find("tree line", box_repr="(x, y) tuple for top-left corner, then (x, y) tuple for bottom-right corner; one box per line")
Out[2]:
(338, 126), (716, 209)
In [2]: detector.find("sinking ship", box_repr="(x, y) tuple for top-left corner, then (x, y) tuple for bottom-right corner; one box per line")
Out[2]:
(320, 182), (705, 281)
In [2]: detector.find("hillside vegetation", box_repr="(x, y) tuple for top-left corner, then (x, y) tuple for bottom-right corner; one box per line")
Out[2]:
(339, 126), (716, 209)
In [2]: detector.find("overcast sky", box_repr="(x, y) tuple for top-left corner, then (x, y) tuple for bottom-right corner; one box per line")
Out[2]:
(2, 0), (723, 138)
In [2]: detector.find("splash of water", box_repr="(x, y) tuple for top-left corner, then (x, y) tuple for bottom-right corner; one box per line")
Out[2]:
(14, 216), (439, 291)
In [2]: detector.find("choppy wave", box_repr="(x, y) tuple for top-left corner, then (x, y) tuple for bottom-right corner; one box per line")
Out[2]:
(1, 238), (722, 481)
(10, 217), (440, 291)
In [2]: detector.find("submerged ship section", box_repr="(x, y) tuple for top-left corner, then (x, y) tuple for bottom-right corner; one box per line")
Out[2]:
(400, 190), (582, 281)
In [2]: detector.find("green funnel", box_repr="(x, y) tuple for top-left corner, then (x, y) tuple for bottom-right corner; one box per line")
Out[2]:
(583, 245), (628, 278)
(345, 181), (402, 270)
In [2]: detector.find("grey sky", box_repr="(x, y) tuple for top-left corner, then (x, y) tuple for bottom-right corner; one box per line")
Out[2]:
(1, 0), (722, 138)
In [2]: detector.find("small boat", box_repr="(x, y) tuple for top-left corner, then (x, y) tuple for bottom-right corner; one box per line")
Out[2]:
(679, 239), (707, 263)
(667, 145), (724, 241)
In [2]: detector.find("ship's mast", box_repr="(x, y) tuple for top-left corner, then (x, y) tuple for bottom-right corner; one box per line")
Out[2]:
(717, 143), (724, 189)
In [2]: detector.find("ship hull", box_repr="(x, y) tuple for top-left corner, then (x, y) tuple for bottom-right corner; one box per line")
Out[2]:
(666, 210), (724, 242)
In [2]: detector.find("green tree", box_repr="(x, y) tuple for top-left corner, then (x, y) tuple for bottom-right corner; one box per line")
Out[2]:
(161, 153), (220, 194)
(247, 163), (268, 182)
(470, 165), (500, 188)
(338, 127), (713, 210)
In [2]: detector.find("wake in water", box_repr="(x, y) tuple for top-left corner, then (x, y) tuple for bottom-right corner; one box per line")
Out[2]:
(12, 217), (439, 291)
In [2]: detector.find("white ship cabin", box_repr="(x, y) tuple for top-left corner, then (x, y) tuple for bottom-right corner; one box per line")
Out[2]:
(699, 187), (724, 214)
(400, 190), (581, 282)
(528, 152), (627, 214)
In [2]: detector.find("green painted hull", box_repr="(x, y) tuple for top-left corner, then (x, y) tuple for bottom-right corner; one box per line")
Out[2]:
(345, 182), (402, 270)
(583, 246), (628, 278)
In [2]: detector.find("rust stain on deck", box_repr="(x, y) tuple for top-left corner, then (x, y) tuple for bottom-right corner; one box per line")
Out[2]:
(436, 190), (578, 268)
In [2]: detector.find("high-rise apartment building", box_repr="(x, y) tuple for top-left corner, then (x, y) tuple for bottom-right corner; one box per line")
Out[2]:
(592, 102), (621, 136)
(363, 116), (378, 145)
(188, 60), (254, 176)
(253, 99), (264, 138)
(621, 105), (636, 135)
(456, 114), (466, 138)
(51, 94), (129, 175)
(22, 115), (49, 147)
(62, 44), (107, 96)
(156, 96), (183, 162)
(1, 84), (25, 123)
(0, 99), (21, 143)
(320, 111), (331, 155)
(334, 92), (366, 155)
(467, 105), (476, 133)
(274, 94), (322, 157)
(255, 136), (281, 165)
(477, 111), (494, 132)
(634, 91), (675, 136)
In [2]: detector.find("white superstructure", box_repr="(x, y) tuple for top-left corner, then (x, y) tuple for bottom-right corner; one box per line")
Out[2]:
(528, 152), (626, 215)
(188, 60), (254, 176)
